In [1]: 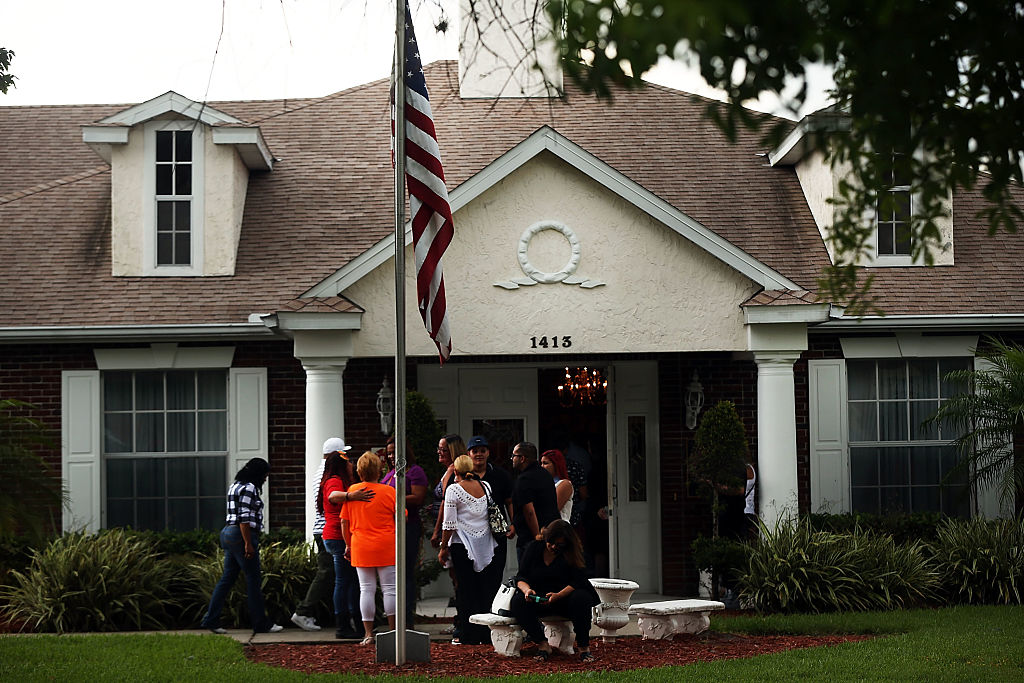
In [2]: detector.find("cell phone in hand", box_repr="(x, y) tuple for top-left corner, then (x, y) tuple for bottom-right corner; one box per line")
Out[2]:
(531, 594), (549, 603)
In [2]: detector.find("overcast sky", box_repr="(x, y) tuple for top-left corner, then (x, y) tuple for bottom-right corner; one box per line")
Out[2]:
(2, 0), (832, 117)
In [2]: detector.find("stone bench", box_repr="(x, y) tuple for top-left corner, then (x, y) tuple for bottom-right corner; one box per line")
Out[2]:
(627, 599), (725, 640)
(468, 613), (576, 657)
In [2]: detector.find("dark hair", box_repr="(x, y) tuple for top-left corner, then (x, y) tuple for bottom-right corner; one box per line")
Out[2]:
(386, 434), (416, 465)
(234, 458), (270, 490)
(316, 452), (356, 514)
(541, 449), (569, 480)
(542, 520), (585, 568)
(516, 441), (538, 463)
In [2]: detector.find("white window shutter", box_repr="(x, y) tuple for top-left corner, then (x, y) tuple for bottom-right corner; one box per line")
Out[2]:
(228, 367), (269, 525)
(808, 359), (849, 513)
(62, 370), (101, 532)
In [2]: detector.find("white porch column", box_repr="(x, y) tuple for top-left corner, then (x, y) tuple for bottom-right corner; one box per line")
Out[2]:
(294, 330), (354, 540)
(746, 312), (825, 529)
(301, 361), (347, 538)
(754, 351), (801, 527)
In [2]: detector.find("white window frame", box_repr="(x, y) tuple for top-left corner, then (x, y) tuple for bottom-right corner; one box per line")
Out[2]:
(808, 334), (1008, 518)
(142, 120), (205, 276)
(868, 150), (918, 267)
(62, 346), (269, 533)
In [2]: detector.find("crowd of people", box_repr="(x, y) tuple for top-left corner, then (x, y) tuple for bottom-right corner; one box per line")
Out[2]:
(201, 433), (601, 661)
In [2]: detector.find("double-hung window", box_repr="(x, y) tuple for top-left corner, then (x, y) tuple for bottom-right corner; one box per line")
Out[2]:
(155, 130), (193, 266)
(847, 358), (970, 515)
(103, 370), (228, 531)
(876, 151), (912, 257)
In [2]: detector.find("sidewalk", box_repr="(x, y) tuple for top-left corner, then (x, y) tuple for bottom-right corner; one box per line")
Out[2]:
(209, 593), (673, 645)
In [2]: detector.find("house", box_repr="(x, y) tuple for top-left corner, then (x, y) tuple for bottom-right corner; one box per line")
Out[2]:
(1, 3), (1019, 595)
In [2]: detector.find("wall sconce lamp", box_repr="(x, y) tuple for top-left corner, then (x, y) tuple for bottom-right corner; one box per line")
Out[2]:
(376, 377), (394, 435)
(685, 370), (704, 430)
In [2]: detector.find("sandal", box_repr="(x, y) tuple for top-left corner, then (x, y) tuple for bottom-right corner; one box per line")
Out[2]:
(533, 649), (551, 662)
(359, 636), (374, 646)
(579, 651), (595, 662)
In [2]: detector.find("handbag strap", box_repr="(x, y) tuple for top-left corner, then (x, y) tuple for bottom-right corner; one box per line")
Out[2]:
(480, 479), (494, 505)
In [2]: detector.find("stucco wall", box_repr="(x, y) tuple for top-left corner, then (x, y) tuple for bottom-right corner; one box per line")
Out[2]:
(343, 153), (760, 357)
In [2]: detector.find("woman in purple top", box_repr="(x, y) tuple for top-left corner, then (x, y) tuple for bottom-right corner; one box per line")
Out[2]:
(380, 436), (428, 623)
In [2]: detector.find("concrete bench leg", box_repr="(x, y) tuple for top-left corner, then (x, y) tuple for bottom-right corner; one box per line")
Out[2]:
(636, 612), (711, 640)
(636, 614), (675, 640)
(487, 623), (524, 657)
(670, 612), (710, 636)
(541, 619), (576, 655)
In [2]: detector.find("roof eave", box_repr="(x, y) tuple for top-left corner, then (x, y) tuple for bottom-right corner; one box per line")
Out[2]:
(0, 323), (280, 343)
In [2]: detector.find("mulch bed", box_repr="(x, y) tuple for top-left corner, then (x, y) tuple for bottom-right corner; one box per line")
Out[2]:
(247, 632), (871, 677)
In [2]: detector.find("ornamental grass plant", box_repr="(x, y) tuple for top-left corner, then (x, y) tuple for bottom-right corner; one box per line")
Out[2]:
(740, 518), (938, 613)
(931, 516), (1024, 605)
(0, 529), (179, 633)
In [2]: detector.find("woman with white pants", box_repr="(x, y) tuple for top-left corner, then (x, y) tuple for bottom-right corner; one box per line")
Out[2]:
(341, 451), (398, 645)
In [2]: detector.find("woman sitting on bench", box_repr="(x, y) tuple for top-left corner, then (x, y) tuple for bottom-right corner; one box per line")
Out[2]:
(509, 519), (599, 662)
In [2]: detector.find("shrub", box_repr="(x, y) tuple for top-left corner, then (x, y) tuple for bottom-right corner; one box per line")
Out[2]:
(931, 517), (1024, 605)
(186, 541), (317, 628)
(0, 529), (179, 632)
(741, 518), (939, 613)
(118, 527), (219, 557)
(809, 511), (946, 543)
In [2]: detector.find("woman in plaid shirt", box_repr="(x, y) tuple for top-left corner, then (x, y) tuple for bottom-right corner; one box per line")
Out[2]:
(201, 457), (283, 634)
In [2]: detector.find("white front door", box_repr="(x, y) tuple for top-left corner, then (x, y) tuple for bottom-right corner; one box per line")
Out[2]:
(608, 361), (661, 592)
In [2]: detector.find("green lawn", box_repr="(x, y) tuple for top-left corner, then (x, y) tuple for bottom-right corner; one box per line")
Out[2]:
(1, 606), (1022, 682)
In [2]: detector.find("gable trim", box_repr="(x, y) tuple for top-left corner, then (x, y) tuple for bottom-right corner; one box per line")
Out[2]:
(98, 91), (243, 127)
(305, 126), (798, 297)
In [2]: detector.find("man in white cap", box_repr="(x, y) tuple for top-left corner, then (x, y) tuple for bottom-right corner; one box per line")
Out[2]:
(290, 436), (352, 631)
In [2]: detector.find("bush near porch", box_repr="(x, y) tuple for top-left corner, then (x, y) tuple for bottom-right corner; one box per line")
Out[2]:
(2, 516), (1023, 631)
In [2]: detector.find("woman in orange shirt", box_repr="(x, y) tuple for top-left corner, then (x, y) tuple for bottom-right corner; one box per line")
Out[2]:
(341, 451), (398, 645)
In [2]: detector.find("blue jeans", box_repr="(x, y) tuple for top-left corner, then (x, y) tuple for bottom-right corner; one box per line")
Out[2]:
(323, 538), (359, 619)
(201, 524), (271, 632)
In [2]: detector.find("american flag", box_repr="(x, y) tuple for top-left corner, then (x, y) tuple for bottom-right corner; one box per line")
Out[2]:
(393, 5), (454, 362)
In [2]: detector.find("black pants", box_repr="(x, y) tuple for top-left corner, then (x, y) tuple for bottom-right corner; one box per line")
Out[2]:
(509, 588), (595, 649)
(450, 543), (492, 644)
(480, 534), (507, 597)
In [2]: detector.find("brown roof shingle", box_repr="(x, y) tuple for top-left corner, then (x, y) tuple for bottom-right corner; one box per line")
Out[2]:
(1, 61), (1021, 330)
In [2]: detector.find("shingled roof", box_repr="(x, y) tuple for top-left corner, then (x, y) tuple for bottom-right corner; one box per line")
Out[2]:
(1, 61), (1021, 331)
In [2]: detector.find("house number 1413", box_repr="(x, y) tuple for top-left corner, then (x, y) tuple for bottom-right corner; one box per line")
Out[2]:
(530, 335), (572, 349)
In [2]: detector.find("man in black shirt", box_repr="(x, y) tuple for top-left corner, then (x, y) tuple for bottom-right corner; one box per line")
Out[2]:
(467, 435), (514, 601)
(511, 441), (559, 564)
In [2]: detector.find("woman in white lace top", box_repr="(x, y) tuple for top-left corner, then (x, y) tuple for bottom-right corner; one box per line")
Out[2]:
(438, 455), (498, 644)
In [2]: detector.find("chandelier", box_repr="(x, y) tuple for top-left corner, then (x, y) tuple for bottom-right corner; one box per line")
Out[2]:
(558, 366), (608, 407)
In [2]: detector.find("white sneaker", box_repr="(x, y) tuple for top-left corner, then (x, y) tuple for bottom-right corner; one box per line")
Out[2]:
(267, 623), (284, 633)
(290, 613), (322, 631)
(208, 627), (227, 635)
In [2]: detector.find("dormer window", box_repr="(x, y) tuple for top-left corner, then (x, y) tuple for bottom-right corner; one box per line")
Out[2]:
(876, 151), (912, 258)
(142, 120), (205, 275)
(82, 91), (274, 277)
(156, 130), (193, 266)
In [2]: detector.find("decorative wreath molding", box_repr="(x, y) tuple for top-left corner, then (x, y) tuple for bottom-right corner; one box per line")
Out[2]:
(494, 220), (605, 290)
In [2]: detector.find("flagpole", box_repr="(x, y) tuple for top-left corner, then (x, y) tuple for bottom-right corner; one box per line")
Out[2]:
(393, 0), (409, 666)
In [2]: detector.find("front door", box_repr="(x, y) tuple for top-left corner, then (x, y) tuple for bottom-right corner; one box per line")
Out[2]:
(608, 361), (661, 592)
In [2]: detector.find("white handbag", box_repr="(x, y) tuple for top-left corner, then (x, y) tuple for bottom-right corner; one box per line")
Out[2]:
(491, 578), (515, 616)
